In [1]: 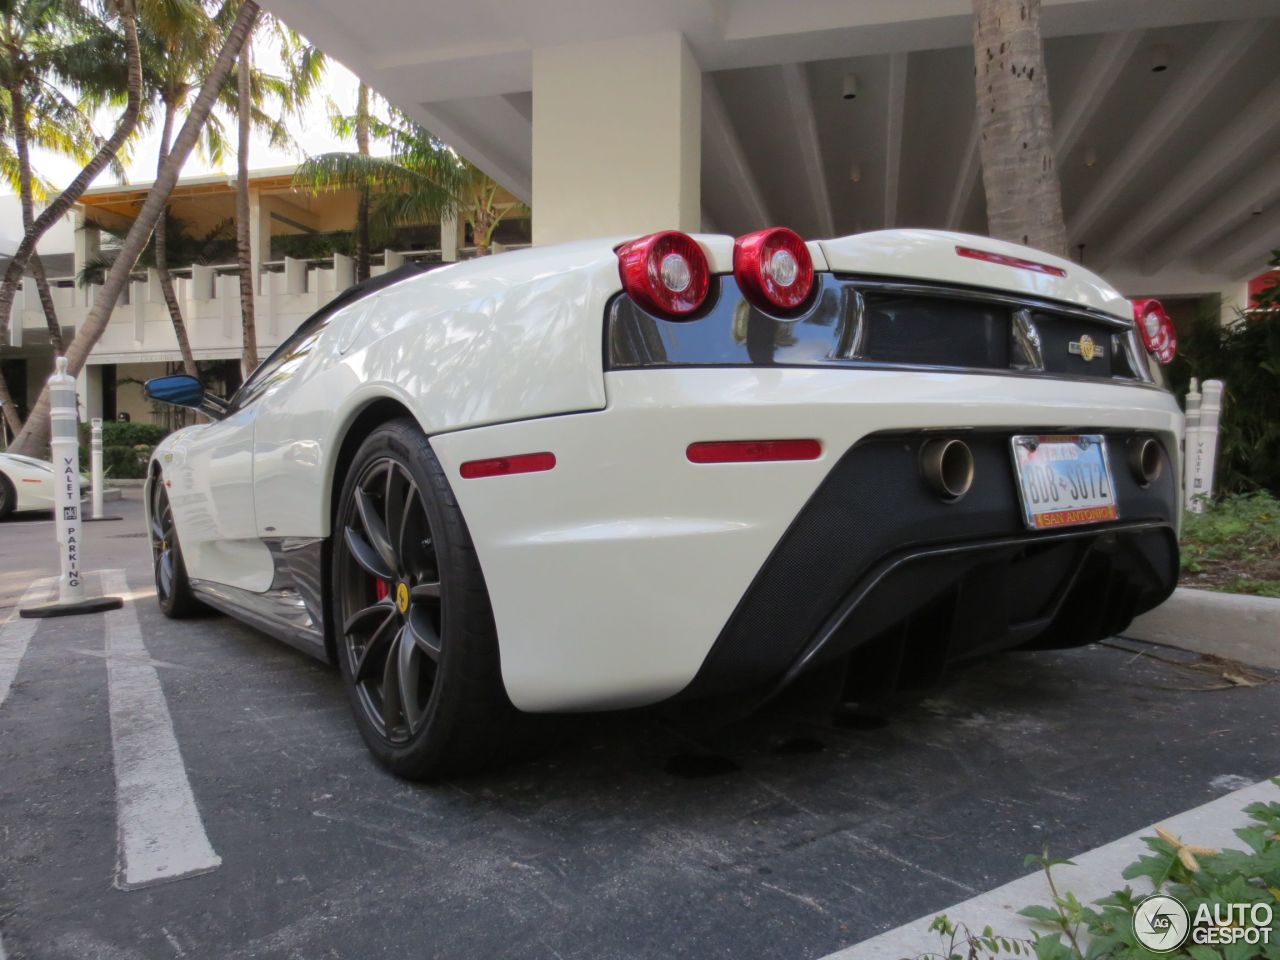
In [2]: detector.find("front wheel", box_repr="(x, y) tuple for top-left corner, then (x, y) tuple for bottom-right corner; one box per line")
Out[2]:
(0, 473), (14, 520)
(332, 419), (514, 781)
(149, 474), (203, 618)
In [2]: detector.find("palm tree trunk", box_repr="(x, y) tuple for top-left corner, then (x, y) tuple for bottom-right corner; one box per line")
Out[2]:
(354, 82), (371, 282)
(154, 100), (198, 376)
(0, 3), (143, 437)
(971, 0), (1067, 257)
(9, 1), (259, 456)
(7, 76), (64, 356)
(236, 31), (259, 374)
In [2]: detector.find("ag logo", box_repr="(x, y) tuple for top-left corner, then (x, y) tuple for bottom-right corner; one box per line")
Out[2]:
(1133, 894), (1190, 952)
(1069, 334), (1104, 361)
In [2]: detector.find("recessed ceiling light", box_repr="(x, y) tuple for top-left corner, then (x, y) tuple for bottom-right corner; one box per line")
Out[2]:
(849, 161), (862, 183)
(1150, 44), (1170, 72)
(1084, 147), (1098, 168)
(842, 74), (859, 100)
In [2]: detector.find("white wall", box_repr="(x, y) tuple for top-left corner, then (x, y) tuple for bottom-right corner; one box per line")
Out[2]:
(0, 194), (77, 259)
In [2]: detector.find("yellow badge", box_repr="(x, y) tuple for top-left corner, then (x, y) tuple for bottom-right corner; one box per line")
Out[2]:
(396, 581), (410, 614)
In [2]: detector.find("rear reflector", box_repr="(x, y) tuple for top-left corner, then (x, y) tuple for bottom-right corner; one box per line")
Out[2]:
(687, 439), (822, 464)
(956, 245), (1067, 278)
(459, 452), (556, 479)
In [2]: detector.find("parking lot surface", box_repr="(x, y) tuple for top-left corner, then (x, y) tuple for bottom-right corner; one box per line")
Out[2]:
(2, 493), (1278, 959)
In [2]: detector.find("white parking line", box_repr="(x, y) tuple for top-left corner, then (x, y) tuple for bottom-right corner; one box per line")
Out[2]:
(101, 569), (221, 890)
(0, 577), (56, 708)
(820, 776), (1280, 959)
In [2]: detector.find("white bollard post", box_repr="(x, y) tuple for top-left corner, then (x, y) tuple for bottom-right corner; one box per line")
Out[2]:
(19, 357), (122, 618)
(1185, 379), (1224, 514)
(91, 417), (104, 520)
(49, 358), (85, 604)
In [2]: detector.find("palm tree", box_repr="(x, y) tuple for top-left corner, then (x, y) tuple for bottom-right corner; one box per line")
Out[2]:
(295, 106), (525, 262)
(220, 11), (325, 373)
(971, 0), (1067, 257)
(0, 0), (142, 439)
(0, 0), (128, 357)
(132, 0), (222, 376)
(9, 0), (260, 456)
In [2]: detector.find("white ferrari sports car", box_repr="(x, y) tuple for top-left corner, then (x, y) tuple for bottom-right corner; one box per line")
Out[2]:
(0, 452), (58, 519)
(144, 228), (1183, 779)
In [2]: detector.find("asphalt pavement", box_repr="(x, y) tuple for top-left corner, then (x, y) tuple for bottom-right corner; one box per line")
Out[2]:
(1, 492), (1278, 959)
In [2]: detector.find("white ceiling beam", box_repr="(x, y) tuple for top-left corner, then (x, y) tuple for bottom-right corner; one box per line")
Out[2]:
(945, 119), (980, 231)
(1067, 20), (1259, 243)
(777, 63), (835, 238)
(415, 99), (532, 203)
(1096, 74), (1280, 270)
(702, 75), (773, 230)
(1143, 155), (1280, 274)
(883, 52), (908, 228)
(1202, 205), (1280, 278)
(1052, 30), (1142, 158)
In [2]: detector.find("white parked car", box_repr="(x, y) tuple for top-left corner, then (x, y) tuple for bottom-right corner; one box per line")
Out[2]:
(0, 452), (57, 518)
(144, 228), (1183, 780)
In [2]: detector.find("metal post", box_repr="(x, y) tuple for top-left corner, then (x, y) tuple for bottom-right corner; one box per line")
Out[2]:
(19, 357), (122, 618)
(91, 417), (104, 520)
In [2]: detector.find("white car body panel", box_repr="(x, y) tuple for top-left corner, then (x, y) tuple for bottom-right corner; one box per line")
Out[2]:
(0, 452), (57, 512)
(819, 230), (1131, 319)
(147, 228), (1180, 712)
(432, 368), (1182, 712)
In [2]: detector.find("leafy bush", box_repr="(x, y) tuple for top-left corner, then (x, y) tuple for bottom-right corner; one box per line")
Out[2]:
(1180, 491), (1280, 598)
(914, 780), (1280, 960)
(102, 444), (151, 479)
(100, 421), (167, 447)
(1167, 251), (1280, 495)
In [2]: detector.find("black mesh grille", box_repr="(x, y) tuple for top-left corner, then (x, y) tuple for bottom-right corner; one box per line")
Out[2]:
(861, 292), (1011, 368)
(607, 274), (1147, 385)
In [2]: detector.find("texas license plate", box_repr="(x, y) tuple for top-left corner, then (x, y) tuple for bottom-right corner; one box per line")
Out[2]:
(1011, 434), (1118, 530)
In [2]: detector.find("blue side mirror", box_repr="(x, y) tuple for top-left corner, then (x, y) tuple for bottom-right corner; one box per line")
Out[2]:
(144, 374), (206, 408)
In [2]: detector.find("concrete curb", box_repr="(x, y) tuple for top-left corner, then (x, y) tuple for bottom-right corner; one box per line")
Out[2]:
(1123, 587), (1280, 671)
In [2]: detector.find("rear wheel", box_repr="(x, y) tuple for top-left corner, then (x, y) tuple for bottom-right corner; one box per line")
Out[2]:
(149, 475), (203, 617)
(332, 419), (513, 781)
(0, 473), (14, 520)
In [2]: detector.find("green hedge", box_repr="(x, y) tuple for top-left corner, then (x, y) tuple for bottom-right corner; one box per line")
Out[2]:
(100, 421), (168, 447)
(103, 444), (152, 480)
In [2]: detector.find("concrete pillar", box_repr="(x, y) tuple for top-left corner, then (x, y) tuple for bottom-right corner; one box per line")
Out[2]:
(441, 211), (459, 262)
(333, 253), (354, 291)
(284, 257), (307, 294)
(73, 212), (100, 279)
(531, 32), (701, 246)
(80, 364), (103, 422)
(249, 188), (271, 297)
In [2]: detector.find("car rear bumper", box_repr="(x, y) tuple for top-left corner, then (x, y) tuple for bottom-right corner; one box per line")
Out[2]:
(429, 368), (1183, 712)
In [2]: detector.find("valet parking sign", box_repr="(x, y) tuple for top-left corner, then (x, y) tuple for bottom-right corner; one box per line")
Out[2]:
(1133, 894), (1274, 952)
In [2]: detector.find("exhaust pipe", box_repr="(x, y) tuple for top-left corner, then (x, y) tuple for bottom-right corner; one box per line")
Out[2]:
(1128, 437), (1163, 486)
(921, 438), (975, 502)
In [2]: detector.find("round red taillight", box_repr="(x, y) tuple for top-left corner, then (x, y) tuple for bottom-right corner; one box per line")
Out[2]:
(733, 227), (815, 313)
(1130, 297), (1177, 365)
(616, 231), (710, 318)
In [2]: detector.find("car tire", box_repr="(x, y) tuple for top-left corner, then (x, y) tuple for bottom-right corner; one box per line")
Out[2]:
(149, 474), (203, 618)
(0, 473), (14, 520)
(331, 418), (515, 781)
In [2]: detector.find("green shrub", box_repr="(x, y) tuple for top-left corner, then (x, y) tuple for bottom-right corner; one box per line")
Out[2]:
(100, 421), (168, 447)
(102, 444), (151, 479)
(916, 779), (1280, 959)
(1167, 251), (1280, 495)
(1180, 491), (1280, 598)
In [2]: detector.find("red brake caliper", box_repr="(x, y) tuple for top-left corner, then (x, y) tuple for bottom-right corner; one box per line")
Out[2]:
(375, 579), (390, 601)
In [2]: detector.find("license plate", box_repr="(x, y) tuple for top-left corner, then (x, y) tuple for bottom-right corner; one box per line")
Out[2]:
(1011, 434), (1118, 530)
